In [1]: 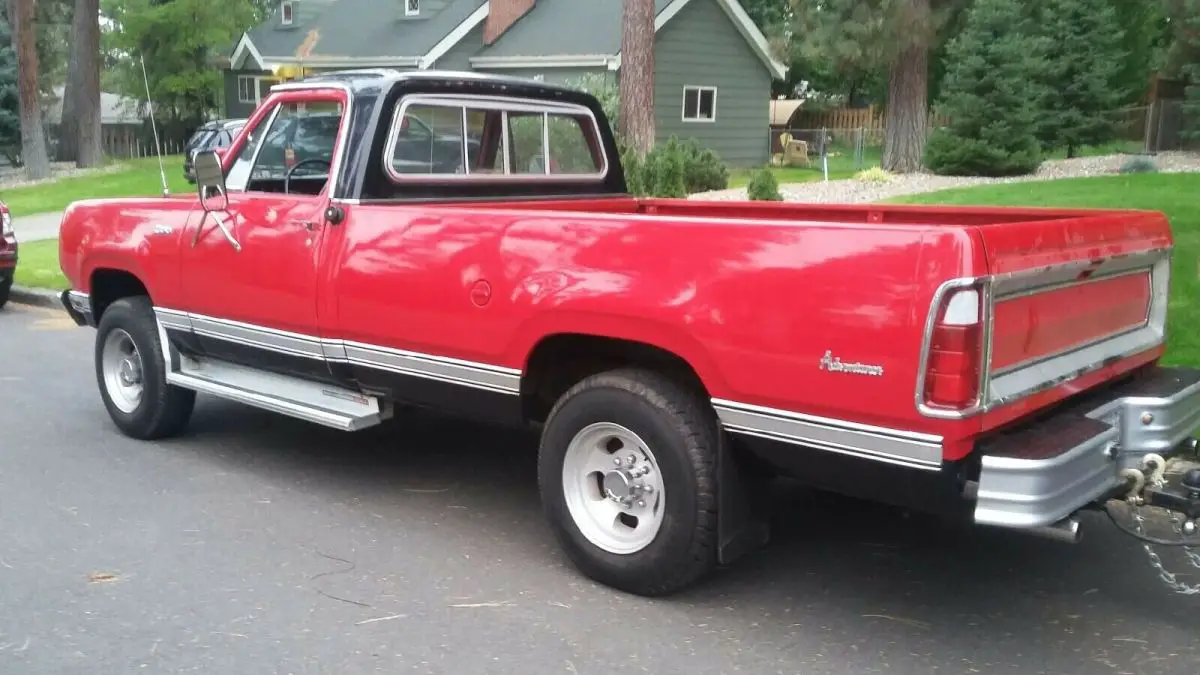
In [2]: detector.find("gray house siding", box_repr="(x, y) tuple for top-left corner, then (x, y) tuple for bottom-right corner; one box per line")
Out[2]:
(223, 69), (276, 119)
(652, 0), (770, 166)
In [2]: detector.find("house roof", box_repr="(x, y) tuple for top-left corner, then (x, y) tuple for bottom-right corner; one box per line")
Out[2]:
(231, 0), (785, 79)
(45, 86), (144, 126)
(472, 0), (673, 60)
(233, 0), (487, 69)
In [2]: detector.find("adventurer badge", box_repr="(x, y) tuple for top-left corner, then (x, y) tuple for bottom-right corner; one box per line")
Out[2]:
(819, 350), (884, 377)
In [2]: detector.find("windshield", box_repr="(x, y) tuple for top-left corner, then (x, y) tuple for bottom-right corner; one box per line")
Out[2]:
(185, 129), (217, 152)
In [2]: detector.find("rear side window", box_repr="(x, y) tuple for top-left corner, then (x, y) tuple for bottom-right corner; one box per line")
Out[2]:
(385, 94), (607, 183)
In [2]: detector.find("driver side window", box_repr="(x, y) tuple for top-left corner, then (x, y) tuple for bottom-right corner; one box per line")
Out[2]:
(224, 99), (344, 196)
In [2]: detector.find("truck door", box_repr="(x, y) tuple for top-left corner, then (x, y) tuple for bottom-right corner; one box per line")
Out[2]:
(179, 89), (346, 377)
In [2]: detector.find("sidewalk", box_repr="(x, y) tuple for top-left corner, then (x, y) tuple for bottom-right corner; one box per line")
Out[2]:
(12, 211), (64, 242)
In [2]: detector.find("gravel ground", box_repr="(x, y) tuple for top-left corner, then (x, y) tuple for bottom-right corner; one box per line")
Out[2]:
(692, 151), (1200, 204)
(0, 161), (127, 190)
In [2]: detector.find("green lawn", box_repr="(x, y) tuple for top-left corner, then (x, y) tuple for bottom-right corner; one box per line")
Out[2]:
(890, 173), (1200, 367)
(1, 155), (190, 217)
(13, 238), (68, 290)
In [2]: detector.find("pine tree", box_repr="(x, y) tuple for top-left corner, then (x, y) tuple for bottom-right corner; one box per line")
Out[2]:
(924, 0), (1049, 176)
(0, 13), (20, 166)
(1034, 0), (1125, 157)
(1175, 0), (1200, 142)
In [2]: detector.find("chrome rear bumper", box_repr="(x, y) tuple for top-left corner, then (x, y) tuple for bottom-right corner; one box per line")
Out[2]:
(973, 366), (1200, 529)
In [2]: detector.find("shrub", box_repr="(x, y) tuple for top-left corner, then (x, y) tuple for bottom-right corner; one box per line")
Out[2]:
(854, 166), (893, 183)
(1119, 155), (1159, 174)
(676, 138), (730, 193)
(746, 167), (783, 201)
(620, 136), (728, 198)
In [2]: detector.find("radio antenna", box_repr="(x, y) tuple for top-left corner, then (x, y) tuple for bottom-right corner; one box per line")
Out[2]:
(139, 54), (169, 197)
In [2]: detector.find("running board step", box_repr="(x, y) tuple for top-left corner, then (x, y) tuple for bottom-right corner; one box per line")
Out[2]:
(167, 355), (390, 432)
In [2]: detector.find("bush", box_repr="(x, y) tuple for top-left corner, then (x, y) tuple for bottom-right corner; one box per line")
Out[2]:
(621, 136), (729, 198)
(854, 166), (894, 183)
(676, 138), (730, 193)
(746, 167), (782, 201)
(1120, 155), (1159, 174)
(925, 130), (1043, 177)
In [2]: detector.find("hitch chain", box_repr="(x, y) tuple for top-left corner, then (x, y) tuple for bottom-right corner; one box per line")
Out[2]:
(1116, 454), (1200, 596)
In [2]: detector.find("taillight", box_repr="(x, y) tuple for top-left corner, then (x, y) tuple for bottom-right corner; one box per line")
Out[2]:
(922, 285), (985, 410)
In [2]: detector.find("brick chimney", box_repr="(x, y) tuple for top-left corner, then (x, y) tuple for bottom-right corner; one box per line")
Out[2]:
(484, 0), (536, 45)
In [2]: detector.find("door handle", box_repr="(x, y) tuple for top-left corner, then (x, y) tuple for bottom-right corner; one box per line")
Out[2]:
(290, 219), (317, 231)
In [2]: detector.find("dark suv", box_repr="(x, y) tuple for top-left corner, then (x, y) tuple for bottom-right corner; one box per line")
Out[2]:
(183, 118), (246, 183)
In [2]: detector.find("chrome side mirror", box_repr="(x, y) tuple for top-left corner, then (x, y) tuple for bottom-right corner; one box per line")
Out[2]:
(194, 150), (229, 213)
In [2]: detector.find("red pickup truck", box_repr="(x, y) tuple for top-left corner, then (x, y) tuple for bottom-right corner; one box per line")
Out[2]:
(57, 70), (1200, 596)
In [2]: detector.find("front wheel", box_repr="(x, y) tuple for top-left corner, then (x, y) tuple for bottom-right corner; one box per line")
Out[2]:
(0, 278), (10, 309)
(538, 368), (720, 596)
(94, 296), (195, 440)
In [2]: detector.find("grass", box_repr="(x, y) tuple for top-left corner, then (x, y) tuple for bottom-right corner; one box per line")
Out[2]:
(13, 238), (68, 290)
(890, 173), (1200, 367)
(1, 155), (189, 217)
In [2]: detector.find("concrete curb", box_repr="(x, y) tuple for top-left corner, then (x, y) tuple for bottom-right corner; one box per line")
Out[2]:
(9, 285), (63, 310)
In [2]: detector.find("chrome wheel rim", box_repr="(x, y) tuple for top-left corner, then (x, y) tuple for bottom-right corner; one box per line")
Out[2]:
(561, 422), (666, 555)
(101, 329), (145, 414)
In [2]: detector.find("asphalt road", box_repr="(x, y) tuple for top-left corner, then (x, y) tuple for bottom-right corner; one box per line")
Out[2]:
(2, 302), (1198, 675)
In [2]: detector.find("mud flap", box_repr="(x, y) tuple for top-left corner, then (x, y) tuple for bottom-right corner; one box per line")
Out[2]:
(716, 431), (772, 565)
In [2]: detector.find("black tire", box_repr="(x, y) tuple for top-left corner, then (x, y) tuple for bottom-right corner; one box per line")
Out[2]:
(538, 368), (720, 596)
(94, 295), (195, 440)
(0, 279), (10, 310)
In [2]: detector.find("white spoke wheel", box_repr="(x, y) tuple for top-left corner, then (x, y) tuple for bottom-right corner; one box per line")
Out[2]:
(561, 422), (666, 554)
(538, 368), (720, 597)
(94, 295), (196, 440)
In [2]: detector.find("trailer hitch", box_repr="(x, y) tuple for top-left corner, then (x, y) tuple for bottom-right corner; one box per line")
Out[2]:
(1106, 447), (1200, 595)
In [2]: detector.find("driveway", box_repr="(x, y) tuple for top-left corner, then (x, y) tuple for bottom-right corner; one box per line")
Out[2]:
(1, 302), (1198, 674)
(11, 211), (64, 242)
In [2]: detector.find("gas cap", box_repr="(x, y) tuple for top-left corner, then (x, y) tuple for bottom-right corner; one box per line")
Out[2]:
(470, 280), (492, 307)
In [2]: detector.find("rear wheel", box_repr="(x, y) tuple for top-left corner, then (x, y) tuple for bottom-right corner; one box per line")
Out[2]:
(94, 296), (195, 440)
(0, 277), (10, 309)
(538, 368), (720, 596)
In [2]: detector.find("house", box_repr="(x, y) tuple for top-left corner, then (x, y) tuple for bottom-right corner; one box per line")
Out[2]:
(223, 0), (787, 166)
(44, 86), (148, 159)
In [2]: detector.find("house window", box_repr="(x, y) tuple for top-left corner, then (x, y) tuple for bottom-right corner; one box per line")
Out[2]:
(405, 0), (419, 16)
(281, 1), (294, 25)
(238, 76), (258, 104)
(682, 86), (717, 122)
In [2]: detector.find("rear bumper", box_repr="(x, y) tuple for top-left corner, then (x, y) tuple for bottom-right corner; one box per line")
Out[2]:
(61, 289), (94, 326)
(973, 366), (1200, 528)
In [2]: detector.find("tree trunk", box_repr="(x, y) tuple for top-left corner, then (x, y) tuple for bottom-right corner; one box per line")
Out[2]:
(881, 43), (929, 173)
(10, 0), (49, 180)
(619, 0), (655, 155)
(882, 0), (931, 174)
(71, 0), (101, 167)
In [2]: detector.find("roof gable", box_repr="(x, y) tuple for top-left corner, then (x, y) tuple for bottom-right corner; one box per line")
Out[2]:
(230, 0), (785, 80)
(473, 0), (786, 79)
(232, 0), (486, 69)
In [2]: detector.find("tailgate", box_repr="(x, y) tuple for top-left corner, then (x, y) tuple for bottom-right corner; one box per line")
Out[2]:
(977, 209), (1172, 414)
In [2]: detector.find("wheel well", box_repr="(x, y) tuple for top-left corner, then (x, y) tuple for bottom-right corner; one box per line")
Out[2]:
(90, 269), (149, 320)
(520, 333), (709, 424)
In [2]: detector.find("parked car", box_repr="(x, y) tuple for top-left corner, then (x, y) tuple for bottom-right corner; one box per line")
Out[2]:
(182, 119), (246, 183)
(55, 70), (1200, 598)
(0, 200), (15, 309)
